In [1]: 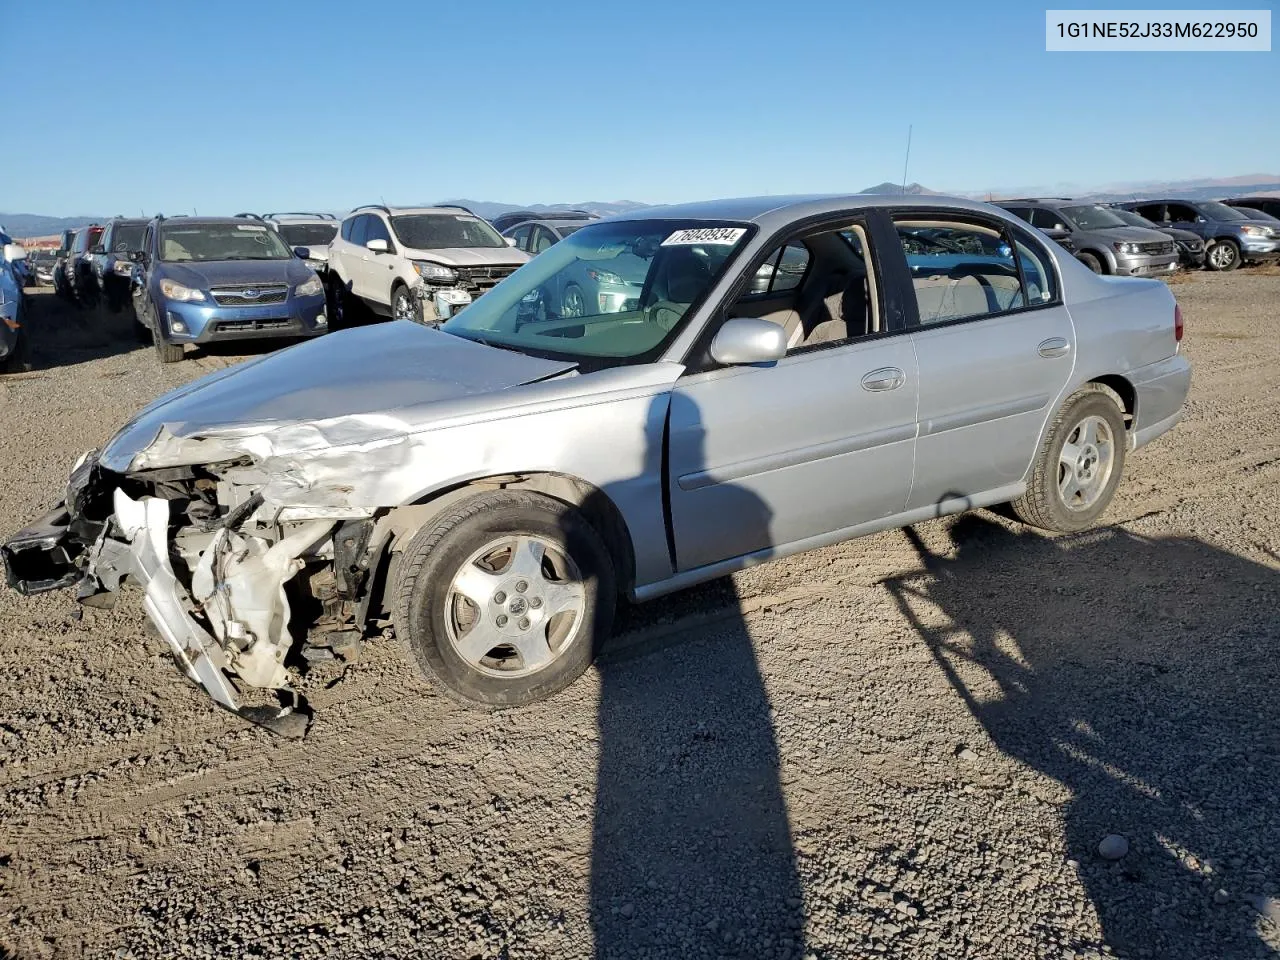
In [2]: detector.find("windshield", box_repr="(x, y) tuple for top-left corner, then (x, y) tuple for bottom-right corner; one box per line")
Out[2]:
(1110, 208), (1157, 229)
(391, 214), (506, 250)
(278, 222), (339, 247)
(158, 222), (293, 262)
(1198, 200), (1249, 222)
(442, 219), (752, 362)
(1061, 205), (1128, 230)
(111, 224), (146, 253)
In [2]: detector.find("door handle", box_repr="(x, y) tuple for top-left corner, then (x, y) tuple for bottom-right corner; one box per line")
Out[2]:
(861, 367), (906, 392)
(1038, 337), (1070, 359)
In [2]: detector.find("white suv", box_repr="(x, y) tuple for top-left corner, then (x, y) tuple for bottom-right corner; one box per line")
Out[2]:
(327, 204), (529, 325)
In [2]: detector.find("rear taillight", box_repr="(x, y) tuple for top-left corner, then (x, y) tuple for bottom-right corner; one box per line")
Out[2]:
(1174, 302), (1183, 343)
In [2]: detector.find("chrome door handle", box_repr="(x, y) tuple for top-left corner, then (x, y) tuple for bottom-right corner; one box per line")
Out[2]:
(861, 367), (906, 392)
(1038, 337), (1070, 359)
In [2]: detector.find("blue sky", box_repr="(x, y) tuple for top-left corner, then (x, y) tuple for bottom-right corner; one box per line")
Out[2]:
(4, 0), (1275, 216)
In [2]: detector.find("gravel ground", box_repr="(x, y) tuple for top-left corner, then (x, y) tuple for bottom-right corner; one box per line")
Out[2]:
(1, 275), (1278, 960)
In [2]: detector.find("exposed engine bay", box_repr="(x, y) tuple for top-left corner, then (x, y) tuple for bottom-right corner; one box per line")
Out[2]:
(3, 453), (385, 737)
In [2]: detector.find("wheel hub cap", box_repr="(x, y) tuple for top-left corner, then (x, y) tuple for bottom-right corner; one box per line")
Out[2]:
(443, 535), (586, 678)
(1058, 414), (1115, 511)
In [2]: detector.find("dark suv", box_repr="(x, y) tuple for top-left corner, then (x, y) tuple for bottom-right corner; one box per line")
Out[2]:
(1123, 199), (1280, 271)
(997, 199), (1177, 276)
(1223, 196), (1280, 222)
(1103, 205), (1206, 268)
(89, 218), (149, 313)
(132, 216), (328, 363)
(65, 224), (104, 305)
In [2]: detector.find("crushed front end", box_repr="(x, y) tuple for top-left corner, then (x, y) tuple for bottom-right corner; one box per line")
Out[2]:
(3, 453), (379, 737)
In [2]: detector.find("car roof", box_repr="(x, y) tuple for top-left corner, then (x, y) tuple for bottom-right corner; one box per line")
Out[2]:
(606, 193), (1017, 230)
(158, 217), (268, 227)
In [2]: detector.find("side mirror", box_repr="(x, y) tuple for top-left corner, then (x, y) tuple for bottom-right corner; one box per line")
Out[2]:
(710, 317), (787, 366)
(129, 249), (147, 263)
(3, 242), (26, 262)
(505, 236), (518, 247)
(365, 238), (389, 253)
(293, 246), (311, 259)
(1041, 225), (1069, 241)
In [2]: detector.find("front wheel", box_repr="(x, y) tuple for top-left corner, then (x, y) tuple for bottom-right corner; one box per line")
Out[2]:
(1076, 251), (1104, 274)
(392, 283), (424, 324)
(1011, 384), (1127, 533)
(394, 490), (615, 708)
(1206, 238), (1240, 272)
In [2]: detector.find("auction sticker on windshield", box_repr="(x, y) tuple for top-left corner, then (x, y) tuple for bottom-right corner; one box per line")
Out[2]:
(235, 224), (268, 231)
(662, 227), (746, 246)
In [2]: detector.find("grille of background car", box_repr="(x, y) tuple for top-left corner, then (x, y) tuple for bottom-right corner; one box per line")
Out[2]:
(211, 318), (293, 333)
(1139, 241), (1176, 256)
(452, 265), (521, 296)
(210, 284), (289, 306)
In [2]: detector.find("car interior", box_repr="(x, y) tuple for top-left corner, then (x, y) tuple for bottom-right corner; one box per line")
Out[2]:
(728, 223), (879, 351)
(896, 220), (1023, 324)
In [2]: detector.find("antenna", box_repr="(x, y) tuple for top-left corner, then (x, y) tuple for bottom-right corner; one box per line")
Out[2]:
(901, 125), (913, 195)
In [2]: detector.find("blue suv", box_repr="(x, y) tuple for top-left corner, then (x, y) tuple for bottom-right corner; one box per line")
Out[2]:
(132, 216), (328, 362)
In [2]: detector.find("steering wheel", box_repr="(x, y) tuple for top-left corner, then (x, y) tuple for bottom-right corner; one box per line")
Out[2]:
(645, 300), (686, 331)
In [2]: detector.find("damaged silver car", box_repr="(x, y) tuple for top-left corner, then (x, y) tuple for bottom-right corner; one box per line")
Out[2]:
(3, 195), (1190, 735)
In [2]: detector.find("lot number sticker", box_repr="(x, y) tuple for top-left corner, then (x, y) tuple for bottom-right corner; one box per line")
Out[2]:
(662, 227), (746, 246)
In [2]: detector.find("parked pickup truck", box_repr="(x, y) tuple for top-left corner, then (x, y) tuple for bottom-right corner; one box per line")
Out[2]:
(2, 194), (1190, 735)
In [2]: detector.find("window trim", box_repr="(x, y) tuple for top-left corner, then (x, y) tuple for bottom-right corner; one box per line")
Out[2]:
(886, 207), (1064, 334)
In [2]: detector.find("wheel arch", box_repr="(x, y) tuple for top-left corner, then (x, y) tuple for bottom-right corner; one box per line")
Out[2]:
(373, 470), (637, 603)
(1078, 248), (1112, 273)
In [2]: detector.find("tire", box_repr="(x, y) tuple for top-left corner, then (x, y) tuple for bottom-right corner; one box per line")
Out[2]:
(394, 490), (615, 709)
(1, 330), (31, 374)
(562, 284), (586, 317)
(325, 273), (348, 327)
(391, 282), (423, 324)
(1076, 251), (1104, 274)
(1206, 238), (1240, 272)
(1011, 383), (1127, 533)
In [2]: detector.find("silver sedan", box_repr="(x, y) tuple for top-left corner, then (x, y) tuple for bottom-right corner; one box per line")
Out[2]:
(3, 194), (1190, 734)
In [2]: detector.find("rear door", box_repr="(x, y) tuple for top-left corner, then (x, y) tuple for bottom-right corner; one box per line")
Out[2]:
(345, 215), (371, 298)
(891, 210), (1075, 510)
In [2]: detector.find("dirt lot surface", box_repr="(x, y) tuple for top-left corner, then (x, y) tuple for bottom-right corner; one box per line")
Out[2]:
(1, 277), (1278, 960)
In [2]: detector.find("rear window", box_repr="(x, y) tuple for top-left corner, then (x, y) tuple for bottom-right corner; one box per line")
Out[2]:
(278, 222), (339, 247)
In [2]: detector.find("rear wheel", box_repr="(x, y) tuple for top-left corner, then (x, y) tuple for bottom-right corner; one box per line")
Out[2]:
(1206, 238), (1240, 271)
(394, 490), (615, 708)
(1011, 383), (1127, 533)
(1076, 251), (1104, 274)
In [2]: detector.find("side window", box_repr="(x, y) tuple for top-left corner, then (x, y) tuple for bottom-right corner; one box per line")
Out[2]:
(895, 218), (1025, 325)
(340, 217), (354, 242)
(509, 224), (532, 251)
(1012, 230), (1057, 305)
(92, 227), (109, 253)
(365, 216), (391, 245)
(1028, 208), (1065, 231)
(531, 226), (557, 254)
(1167, 204), (1197, 223)
(1135, 203), (1165, 222)
(349, 215), (369, 246)
(1002, 206), (1031, 222)
(725, 223), (878, 354)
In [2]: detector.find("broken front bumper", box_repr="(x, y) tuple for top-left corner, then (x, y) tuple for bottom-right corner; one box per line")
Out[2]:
(3, 486), (310, 737)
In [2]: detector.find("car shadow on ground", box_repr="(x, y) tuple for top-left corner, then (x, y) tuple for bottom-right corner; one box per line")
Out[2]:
(576, 397), (809, 959)
(883, 515), (1279, 959)
(12, 292), (148, 374)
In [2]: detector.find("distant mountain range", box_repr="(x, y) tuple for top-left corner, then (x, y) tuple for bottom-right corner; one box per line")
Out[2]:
(8, 176), (1279, 239)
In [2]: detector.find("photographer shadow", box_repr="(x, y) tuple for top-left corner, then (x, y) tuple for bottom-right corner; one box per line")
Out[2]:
(884, 514), (1280, 958)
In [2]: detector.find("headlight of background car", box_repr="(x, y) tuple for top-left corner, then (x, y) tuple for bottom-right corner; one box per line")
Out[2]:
(1240, 225), (1270, 237)
(1113, 242), (1140, 255)
(158, 278), (206, 301)
(294, 275), (323, 297)
(587, 268), (626, 285)
(413, 261), (456, 283)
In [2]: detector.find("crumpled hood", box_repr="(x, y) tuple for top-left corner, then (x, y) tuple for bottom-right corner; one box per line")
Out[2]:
(408, 246), (529, 267)
(101, 323), (576, 472)
(160, 258), (312, 290)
